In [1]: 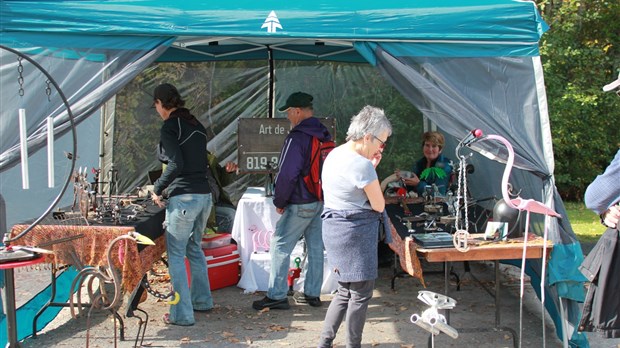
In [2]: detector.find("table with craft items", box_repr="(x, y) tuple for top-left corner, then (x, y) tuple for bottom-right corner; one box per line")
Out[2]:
(231, 187), (337, 294)
(416, 234), (552, 347)
(9, 202), (166, 341)
(385, 198), (553, 348)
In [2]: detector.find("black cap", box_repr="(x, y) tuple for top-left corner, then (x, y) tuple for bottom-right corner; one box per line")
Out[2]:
(277, 92), (313, 112)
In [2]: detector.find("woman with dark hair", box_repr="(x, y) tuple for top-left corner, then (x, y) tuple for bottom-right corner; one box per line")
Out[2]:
(397, 131), (453, 196)
(318, 105), (392, 348)
(150, 83), (213, 326)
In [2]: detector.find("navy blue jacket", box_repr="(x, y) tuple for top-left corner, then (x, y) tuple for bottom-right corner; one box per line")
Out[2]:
(273, 117), (332, 209)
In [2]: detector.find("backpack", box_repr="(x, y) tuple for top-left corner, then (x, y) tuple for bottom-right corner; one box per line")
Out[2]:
(303, 137), (335, 201)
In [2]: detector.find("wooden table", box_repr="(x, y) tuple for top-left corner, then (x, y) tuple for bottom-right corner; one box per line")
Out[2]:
(415, 234), (553, 348)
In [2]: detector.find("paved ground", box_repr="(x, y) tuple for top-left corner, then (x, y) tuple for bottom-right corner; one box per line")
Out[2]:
(11, 258), (620, 348)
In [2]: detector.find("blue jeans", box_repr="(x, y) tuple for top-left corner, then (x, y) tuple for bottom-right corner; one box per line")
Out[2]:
(165, 193), (213, 325)
(215, 203), (237, 232)
(267, 201), (324, 300)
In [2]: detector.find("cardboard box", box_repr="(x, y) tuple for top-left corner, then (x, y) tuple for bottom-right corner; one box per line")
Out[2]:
(185, 244), (240, 290)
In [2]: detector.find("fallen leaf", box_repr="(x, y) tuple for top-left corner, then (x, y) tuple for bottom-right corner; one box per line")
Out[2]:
(221, 331), (235, 338)
(268, 324), (287, 332)
(180, 337), (191, 344)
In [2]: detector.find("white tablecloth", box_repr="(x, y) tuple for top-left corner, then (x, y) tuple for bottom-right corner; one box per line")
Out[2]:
(231, 187), (337, 294)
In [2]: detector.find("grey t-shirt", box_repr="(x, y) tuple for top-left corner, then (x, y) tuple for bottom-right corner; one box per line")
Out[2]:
(322, 145), (377, 210)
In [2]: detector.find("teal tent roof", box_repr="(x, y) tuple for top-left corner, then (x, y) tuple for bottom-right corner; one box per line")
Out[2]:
(1, 0), (548, 59)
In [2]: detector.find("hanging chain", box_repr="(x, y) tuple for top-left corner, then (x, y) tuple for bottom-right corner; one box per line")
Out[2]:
(45, 79), (52, 101)
(454, 156), (463, 230)
(455, 154), (470, 232)
(453, 153), (471, 252)
(462, 157), (469, 232)
(17, 56), (25, 97)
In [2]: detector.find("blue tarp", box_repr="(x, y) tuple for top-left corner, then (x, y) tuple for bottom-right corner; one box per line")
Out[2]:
(1, 0), (547, 58)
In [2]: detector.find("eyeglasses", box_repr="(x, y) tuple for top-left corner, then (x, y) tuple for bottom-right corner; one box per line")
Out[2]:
(372, 134), (387, 149)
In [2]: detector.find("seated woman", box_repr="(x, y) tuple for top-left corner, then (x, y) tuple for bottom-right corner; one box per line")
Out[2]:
(396, 131), (453, 196)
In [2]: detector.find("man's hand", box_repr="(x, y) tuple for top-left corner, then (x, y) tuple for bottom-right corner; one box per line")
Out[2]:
(225, 162), (239, 173)
(602, 205), (620, 229)
(276, 207), (285, 215)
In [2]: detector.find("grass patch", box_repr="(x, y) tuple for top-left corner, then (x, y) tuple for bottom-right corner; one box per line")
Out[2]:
(564, 201), (605, 244)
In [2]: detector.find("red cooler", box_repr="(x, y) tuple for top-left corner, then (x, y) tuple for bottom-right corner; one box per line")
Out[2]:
(185, 244), (240, 290)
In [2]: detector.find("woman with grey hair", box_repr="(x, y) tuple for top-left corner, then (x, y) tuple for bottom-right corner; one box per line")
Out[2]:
(318, 105), (392, 348)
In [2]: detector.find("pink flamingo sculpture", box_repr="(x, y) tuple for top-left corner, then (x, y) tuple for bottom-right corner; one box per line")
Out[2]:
(474, 132), (560, 348)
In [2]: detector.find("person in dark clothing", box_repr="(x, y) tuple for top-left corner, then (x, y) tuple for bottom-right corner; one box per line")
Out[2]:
(579, 149), (620, 338)
(151, 83), (213, 326)
(252, 92), (332, 310)
(206, 151), (238, 232)
(578, 74), (620, 338)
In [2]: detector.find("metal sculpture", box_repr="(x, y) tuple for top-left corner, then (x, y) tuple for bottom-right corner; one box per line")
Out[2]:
(68, 231), (155, 348)
(410, 290), (458, 347)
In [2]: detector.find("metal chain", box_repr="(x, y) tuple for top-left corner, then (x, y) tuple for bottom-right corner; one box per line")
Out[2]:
(17, 57), (24, 96)
(455, 155), (470, 232)
(45, 79), (52, 101)
(140, 277), (175, 300)
(462, 158), (469, 232)
(455, 157), (463, 229)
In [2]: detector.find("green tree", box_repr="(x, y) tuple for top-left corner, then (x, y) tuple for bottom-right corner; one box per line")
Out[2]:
(538, 0), (620, 200)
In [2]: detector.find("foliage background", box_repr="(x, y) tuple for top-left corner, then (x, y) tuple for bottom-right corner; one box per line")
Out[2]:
(538, 0), (620, 200)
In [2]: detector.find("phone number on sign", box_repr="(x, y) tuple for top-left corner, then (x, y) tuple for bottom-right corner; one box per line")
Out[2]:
(246, 156), (279, 170)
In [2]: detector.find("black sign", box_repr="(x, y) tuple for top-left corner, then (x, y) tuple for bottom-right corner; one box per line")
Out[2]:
(237, 118), (336, 173)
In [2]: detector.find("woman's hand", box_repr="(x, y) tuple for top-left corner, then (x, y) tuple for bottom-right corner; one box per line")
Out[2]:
(403, 173), (420, 187)
(151, 192), (166, 208)
(371, 152), (383, 168)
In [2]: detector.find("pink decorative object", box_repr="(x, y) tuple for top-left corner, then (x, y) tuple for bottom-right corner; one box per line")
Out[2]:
(479, 133), (560, 347)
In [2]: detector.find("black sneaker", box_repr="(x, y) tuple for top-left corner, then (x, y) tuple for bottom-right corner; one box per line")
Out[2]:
(293, 292), (322, 307)
(252, 296), (290, 310)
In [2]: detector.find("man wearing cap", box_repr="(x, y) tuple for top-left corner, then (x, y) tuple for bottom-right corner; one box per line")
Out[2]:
(252, 92), (333, 310)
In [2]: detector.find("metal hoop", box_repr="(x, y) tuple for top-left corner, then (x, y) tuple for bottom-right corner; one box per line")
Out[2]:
(0, 44), (78, 245)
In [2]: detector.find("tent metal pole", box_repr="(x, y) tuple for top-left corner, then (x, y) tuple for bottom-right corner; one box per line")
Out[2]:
(268, 46), (274, 119)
